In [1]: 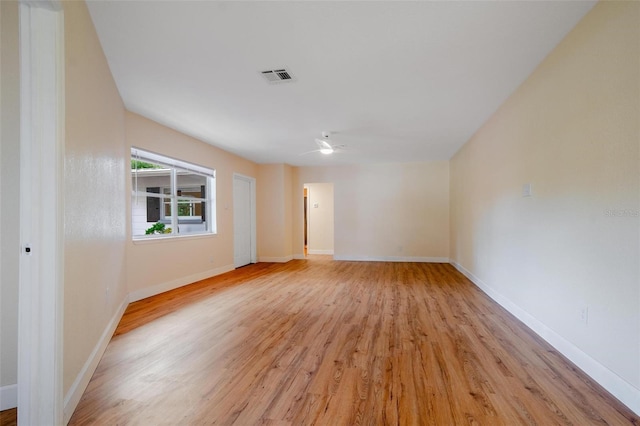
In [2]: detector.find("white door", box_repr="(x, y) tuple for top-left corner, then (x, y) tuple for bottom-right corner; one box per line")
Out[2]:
(17, 2), (65, 424)
(233, 175), (253, 267)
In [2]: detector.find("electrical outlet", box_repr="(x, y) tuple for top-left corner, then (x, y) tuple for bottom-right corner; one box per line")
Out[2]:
(580, 306), (589, 325)
(105, 287), (110, 305)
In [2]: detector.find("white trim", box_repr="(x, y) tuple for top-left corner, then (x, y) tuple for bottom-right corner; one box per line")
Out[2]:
(333, 255), (449, 263)
(307, 249), (334, 255)
(293, 254), (306, 260)
(0, 384), (18, 411)
(63, 262), (239, 422)
(62, 297), (128, 424)
(450, 261), (640, 415)
(258, 255), (293, 263)
(128, 264), (235, 303)
(131, 148), (216, 238)
(18, 2), (64, 425)
(132, 232), (215, 244)
(304, 184), (310, 257)
(131, 147), (215, 177)
(20, 0), (62, 11)
(249, 175), (257, 264)
(233, 173), (257, 267)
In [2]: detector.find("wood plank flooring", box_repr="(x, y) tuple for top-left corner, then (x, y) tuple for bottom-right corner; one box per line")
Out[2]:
(0, 408), (17, 426)
(68, 257), (639, 425)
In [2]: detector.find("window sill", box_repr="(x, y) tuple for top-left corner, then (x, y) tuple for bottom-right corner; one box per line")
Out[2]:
(132, 232), (216, 245)
(158, 219), (204, 225)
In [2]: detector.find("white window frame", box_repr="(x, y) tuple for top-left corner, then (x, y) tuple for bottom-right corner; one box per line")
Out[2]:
(160, 186), (205, 223)
(131, 147), (216, 239)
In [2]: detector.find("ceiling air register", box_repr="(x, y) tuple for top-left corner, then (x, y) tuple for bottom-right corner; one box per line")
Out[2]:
(261, 68), (295, 84)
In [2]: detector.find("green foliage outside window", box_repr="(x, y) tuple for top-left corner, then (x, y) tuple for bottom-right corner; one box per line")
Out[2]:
(145, 222), (172, 235)
(131, 159), (160, 169)
(178, 202), (191, 216)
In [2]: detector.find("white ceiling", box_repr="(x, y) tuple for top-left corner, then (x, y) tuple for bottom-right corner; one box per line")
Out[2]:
(87, 0), (596, 167)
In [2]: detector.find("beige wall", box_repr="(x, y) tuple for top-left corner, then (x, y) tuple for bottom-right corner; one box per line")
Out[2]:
(126, 112), (258, 297)
(450, 0), (639, 401)
(293, 162), (450, 260)
(306, 183), (334, 254)
(257, 164), (293, 262)
(283, 165), (293, 257)
(63, 0), (129, 396)
(0, 0), (20, 392)
(63, 1), (261, 408)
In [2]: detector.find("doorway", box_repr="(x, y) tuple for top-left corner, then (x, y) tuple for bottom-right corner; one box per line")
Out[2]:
(303, 183), (334, 256)
(233, 174), (256, 267)
(303, 187), (308, 256)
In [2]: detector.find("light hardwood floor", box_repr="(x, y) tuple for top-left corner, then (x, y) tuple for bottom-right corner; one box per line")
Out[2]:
(0, 408), (17, 426)
(68, 257), (638, 425)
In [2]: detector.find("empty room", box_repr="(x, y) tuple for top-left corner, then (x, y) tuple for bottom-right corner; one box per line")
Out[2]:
(1, 0), (639, 425)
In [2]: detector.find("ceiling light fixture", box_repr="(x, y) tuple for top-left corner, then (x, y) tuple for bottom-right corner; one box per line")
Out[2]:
(316, 136), (334, 155)
(300, 132), (345, 156)
(320, 147), (334, 155)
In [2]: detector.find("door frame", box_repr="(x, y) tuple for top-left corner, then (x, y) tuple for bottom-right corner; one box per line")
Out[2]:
(303, 186), (308, 254)
(304, 184), (310, 256)
(302, 183), (335, 256)
(18, 1), (65, 424)
(232, 173), (256, 266)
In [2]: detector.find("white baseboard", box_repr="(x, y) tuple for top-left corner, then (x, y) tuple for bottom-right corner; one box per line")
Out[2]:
(258, 255), (293, 263)
(62, 264), (236, 423)
(128, 264), (235, 303)
(0, 384), (17, 410)
(307, 249), (334, 255)
(293, 254), (305, 260)
(63, 297), (128, 424)
(333, 255), (449, 263)
(450, 261), (640, 416)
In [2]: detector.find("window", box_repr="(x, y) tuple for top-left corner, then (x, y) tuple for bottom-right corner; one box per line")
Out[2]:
(131, 148), (216, 239)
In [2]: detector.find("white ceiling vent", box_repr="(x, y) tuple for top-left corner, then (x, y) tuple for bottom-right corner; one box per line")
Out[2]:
(261, 68), (295, 84)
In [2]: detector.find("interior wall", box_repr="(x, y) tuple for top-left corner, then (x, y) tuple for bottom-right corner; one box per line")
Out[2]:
(293, 162), (449, 261)
(283, 164), (293, 257)
(257, 164), (285, 261)
(306, 183), (334, 255)
(125, 111), (258, 298)
(0, 0), (20, 400)
(449, 0), (639, 409)
(63, 0), (129, 397)
(256, 164), (293, 262)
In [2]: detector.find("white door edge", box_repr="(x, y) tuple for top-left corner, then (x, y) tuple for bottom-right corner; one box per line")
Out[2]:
(232, 173), (256, 266)
(18, 1), (65, 424)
